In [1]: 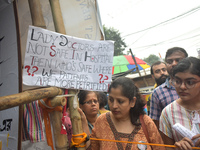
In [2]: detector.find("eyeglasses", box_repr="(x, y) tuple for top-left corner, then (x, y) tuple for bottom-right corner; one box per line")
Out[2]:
(172, 78), (200, 89)
(166, 58), (183, 64)
(82, 100), (99, 105)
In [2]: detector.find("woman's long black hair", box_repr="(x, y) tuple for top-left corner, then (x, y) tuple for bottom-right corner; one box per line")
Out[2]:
(108, 77), (145, 126)
(172, 57), (200, 77)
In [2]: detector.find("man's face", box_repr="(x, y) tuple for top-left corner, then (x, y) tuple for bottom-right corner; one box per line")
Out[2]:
(165, 51), (186, 76)
(152, 63), (169, 85)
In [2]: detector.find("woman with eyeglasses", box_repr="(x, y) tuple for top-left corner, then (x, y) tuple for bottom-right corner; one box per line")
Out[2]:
(78, 77), (165, 150)
(160, 57), (200, 150)
(78, 90), (100, 133)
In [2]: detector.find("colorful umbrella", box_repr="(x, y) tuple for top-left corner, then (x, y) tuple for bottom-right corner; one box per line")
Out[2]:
(112, 55), (150, 74)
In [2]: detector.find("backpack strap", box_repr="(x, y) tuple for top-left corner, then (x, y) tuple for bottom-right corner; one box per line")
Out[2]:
(139, 115), (153, 149)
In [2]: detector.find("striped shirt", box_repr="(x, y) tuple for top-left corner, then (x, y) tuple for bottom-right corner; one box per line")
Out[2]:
(149, 78), (179, 120)
(160, 101), (200, 142)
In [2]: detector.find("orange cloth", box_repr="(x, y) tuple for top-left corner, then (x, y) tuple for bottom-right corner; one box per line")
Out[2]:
(89, 112), (165, 150)
(38, 98), (62, 150)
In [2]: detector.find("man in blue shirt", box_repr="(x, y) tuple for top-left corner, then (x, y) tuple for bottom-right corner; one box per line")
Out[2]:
(149, 47), (188, 129)
(147, 61), (169, 115)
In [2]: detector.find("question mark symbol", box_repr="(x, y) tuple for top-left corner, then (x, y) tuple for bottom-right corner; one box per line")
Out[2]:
(102, 75), (109, 83)
(32, 66), (38, 76)
(25, 65), (31, 76)
(99, 74), (103, 83)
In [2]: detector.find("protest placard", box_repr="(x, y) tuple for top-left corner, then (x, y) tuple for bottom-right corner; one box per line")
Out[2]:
(23, 26), (114, 92)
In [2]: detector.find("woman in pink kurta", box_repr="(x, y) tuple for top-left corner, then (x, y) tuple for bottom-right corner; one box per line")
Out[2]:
(79, 77), (165, 150)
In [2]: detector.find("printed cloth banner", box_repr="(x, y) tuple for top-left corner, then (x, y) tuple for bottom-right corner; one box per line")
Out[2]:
(23, 26), (114, 92)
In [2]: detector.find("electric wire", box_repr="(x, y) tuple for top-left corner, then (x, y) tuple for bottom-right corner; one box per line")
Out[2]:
(122, 5), (200, 37)
(127, 27), (200, 52)
(129, 34), (200, 54)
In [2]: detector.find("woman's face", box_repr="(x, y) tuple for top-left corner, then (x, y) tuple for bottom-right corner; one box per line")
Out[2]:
(108, 87), (136, 121)
(173, 71), (200, 101)
(80, 92), (99, 118)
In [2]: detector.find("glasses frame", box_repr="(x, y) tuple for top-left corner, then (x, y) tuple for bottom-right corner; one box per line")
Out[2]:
(172, 78), (200, 89)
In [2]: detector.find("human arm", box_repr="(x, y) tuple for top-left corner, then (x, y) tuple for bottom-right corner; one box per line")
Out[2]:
(159, 107), (194, 150)
(160, 131), (175, 150)
(161, 131), (194, 150)
(159, 107), (175, 150)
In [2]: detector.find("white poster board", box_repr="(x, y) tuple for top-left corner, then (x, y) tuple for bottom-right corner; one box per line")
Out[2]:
(23, 26), (114, 91)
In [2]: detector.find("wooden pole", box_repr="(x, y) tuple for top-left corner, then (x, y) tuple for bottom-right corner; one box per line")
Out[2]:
(28, 0), (69, 149)
(48, 0), (85, 149)
(49, 0), (66, 34)
(0, 87), (63, 111)
(68, 90), (85, 150)
(50, 96), (66, 107)
(129, 48), (149, 87)
(129, 48), (142, 77)
(13, 0), (23, 149)
(48, 92), (69, 150)
(28, 0), (46, 28)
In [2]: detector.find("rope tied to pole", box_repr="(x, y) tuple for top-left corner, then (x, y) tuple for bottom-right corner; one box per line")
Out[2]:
(71, 133), (200, 149)
(38, 98), (63, 150)
(71, 132), (89, 148)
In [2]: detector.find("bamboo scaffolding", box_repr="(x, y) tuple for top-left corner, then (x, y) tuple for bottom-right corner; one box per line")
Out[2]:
(27, 0), (69, 149)
(48, 0), (85, 149)
(0, 87), (63, 111)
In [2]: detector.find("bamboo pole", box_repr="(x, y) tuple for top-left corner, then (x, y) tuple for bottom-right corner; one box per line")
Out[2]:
(0, 87), (63, 111)
(49, 0), (66, 34)
(48, 91), (69, 150)
(68, 90), (85, 150)
(13, 0), (23, 149)
(50, 111), (69, 150)
(129, 48), (149, 87)
(48, 0), (85, 149)
(50, 96), (66, 107)
(28, 0), (46, 28)
(27, 0), (69, 149)
(47, 1), (70, 149)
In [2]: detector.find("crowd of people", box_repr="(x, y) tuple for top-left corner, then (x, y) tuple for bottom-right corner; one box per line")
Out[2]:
(67, 47), (200, 150)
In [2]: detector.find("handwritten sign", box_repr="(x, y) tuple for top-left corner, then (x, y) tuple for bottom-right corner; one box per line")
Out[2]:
(23, 26), (114, 91)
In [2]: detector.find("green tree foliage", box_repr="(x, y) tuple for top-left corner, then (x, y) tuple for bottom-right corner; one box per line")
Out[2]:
(143, 54), (161, 65)
(103, 26), (127, 56)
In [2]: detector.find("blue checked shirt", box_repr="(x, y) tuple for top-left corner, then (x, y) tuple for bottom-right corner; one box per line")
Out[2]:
(149, 78), (179, 120)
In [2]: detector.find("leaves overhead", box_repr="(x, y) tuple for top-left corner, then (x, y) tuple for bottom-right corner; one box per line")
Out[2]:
(103, 26), (127, 56)
(143, 54), (161, 65)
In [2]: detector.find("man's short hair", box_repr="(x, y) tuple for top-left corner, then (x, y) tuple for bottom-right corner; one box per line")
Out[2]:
(165, 47), (188, 61)
(151, 61), (166, 75)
